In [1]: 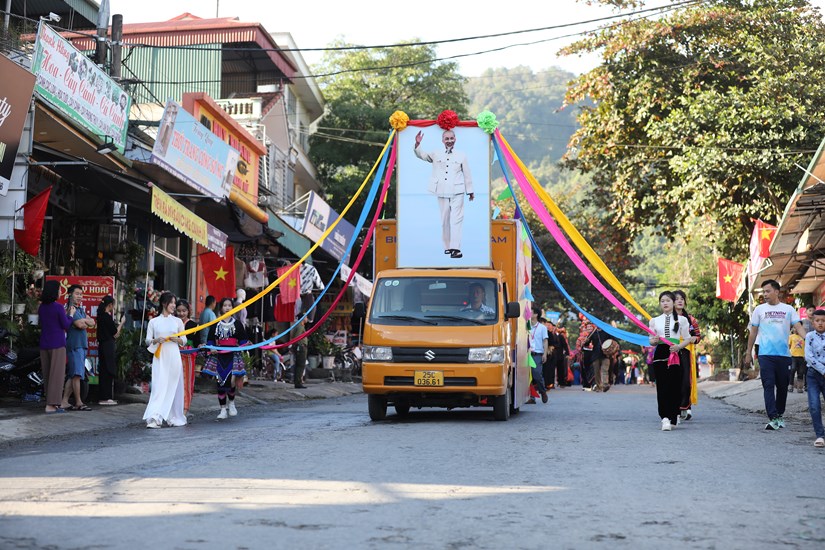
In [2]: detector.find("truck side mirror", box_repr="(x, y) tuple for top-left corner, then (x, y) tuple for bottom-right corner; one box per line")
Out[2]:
(505, 301), (520, 319)
(353, 302), (366, 318)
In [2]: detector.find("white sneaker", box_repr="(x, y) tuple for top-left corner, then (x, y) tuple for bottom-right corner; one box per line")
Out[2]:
(228, 401), (238, 417)
(685, 408), (693, 421)
(661, 418), (672, 431)
(217, 408), (228, 420)
(146, 419), (161, 429)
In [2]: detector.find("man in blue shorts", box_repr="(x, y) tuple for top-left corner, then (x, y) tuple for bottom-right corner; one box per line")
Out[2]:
(743, 279), (805, 430)
(61, 285), (96, 411)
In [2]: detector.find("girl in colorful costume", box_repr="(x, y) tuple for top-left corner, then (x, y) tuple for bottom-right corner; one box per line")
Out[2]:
(202, 298), (249, 419)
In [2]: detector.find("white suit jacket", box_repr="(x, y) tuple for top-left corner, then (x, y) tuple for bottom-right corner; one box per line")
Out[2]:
(414, 146), (474, 197)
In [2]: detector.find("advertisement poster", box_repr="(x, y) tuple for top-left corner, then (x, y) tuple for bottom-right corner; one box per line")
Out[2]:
(183, 93), (266, 208)
(32, 23), (130, 153)
(151, 185), (227, 256)
(151, 100), (239, 200)
(0, 55), (36, 196)
(302, 191), (355, 263)
(44, 276), (115, 371)
(396, 125), (491, 268)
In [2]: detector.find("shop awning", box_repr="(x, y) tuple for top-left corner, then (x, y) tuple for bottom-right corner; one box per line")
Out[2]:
(755, 136), (825, 293)
(268, 213), (312, 260)
(31, 144), (150, 211)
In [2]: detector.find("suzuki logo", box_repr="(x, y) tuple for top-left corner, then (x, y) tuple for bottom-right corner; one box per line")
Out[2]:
(424, 350), (436, 361)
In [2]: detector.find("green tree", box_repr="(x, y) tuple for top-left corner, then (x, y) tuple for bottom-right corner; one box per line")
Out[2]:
(310, 41), (470, 224)
(465, 66), (580, 165)
(561, 0), (825, 259)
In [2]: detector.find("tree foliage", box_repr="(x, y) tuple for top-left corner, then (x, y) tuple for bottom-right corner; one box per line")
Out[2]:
(309, 41), (470, 223)
(465, 66), (580, 165)
(561, 0), (825, 258)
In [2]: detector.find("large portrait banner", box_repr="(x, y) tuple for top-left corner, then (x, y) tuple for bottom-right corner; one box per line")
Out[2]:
(396, 124), (491, 268)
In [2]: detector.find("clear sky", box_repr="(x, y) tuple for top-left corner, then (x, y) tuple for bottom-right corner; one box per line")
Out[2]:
(109, 0), (687, 78)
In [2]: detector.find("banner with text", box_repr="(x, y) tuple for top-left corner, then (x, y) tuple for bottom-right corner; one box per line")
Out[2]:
(151, 100), (238, 200)
(302, 191), (355, 263)
(32, 23), (130, 153)
(151, 185), (227, 257)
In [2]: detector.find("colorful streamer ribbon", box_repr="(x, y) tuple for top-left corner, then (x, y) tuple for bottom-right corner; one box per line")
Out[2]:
(497, 133), (651, 321)
(172, 131), (397, 340)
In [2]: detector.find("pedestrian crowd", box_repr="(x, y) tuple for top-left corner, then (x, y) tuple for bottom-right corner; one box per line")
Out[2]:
(35, 285), (318, 429)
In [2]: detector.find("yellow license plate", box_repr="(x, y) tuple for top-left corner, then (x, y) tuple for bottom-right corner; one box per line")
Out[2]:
(414, 370), (444, 387)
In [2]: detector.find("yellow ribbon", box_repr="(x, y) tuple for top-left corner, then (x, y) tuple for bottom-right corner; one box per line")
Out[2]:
(498, 134), (652, 321)
(168, 131), (398, 339)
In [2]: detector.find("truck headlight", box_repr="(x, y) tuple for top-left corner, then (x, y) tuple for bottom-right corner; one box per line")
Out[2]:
(468, 346), (505, 363)
(363, 346), (393, 361)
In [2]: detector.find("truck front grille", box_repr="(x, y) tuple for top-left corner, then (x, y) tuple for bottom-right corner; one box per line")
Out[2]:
(391, 347), (470, 364)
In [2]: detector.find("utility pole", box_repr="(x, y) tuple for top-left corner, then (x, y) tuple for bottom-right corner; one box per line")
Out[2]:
(111, 14), (122, 80)
(95, 0), (110, 68)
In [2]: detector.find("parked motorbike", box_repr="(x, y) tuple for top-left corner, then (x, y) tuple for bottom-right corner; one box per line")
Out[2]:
(333, 344), (362, 381)
(0, 328), (44, 401)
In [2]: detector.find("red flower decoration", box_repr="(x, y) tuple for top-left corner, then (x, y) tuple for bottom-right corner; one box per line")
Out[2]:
(436, 110), (459, 130)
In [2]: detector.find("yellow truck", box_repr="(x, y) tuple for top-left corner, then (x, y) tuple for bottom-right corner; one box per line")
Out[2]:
(360, 219), (531, 421)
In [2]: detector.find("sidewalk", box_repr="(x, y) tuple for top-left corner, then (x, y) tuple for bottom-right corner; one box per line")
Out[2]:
(0, 377), (363, 447)
(700, 379), (813, 420)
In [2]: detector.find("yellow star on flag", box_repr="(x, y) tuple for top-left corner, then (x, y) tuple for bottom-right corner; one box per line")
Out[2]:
(214, 266), (228, 281)
(761, 228), (774, 240)
(288, 277), (297, 288)
(724, 274), (733, 283)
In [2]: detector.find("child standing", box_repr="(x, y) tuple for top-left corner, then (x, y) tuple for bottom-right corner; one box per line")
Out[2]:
(202, 298), (249, 420)
(803, 309), (825, 448)
(789, 330), (806, 394)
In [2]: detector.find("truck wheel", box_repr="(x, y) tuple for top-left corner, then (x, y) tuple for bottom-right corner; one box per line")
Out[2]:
(493, 388), (511, 421)
(394, 401), (411, 417)
(368, 395), (387, 421)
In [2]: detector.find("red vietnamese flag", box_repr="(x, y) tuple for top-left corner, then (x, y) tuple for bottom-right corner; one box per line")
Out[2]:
(200, 245), (235, 300)
(751, 220), (776, 258)
(716, 258), (745, 302)
(277, 265), (301, 303)
(13, 186), (51, 256)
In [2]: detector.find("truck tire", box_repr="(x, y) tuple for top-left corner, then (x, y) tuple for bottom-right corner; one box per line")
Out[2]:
(368, 395), (387, 421)
(394, 400), (411, 417)
(493, 387), (511, 421)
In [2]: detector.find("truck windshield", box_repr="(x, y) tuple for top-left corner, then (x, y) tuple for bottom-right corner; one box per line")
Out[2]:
(369, 277), (498, 326)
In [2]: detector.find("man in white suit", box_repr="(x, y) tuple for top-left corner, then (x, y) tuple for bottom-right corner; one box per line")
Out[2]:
(414, 129), (474, 258)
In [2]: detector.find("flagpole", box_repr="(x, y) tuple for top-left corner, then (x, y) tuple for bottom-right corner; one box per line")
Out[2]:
(10, 202), (17, 316)
(729, 302), (735, 377)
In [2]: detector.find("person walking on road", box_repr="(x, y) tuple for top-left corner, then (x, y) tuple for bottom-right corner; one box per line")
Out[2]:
(413, 129), (474, 259)
(202, 298), (249, 419)
(803, 309), (825, 448)
(143, 292), (187, 429)
(176, 299), (198, 417)
(673, 290), (701, 421)
(528, 305), (549, 404)
(743, 279), (805, 431)
(38, 280), (74, 414)
(583, 326), (610, 392)
(649, 291), (691, 431)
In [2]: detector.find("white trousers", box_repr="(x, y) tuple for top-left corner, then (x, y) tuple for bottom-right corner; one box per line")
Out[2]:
(438, 194), (465, 250)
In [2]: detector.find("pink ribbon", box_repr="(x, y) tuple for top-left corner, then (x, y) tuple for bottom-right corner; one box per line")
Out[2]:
(494, 130), (674, 347)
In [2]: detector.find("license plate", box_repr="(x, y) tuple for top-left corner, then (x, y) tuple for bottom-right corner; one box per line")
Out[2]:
(414, 370), (444, 387)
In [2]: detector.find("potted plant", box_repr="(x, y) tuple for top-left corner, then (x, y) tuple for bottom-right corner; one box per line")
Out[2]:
(116, 327), (152, 394)
(0, 278), (10, 314)
(24, 284), (41, 323)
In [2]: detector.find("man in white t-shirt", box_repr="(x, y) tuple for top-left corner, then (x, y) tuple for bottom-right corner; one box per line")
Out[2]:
(744, 279), (806, 430)
(528, 304), (549, 404)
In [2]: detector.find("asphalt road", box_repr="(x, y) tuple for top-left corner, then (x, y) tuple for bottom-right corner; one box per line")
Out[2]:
(0, 385), (823, 549)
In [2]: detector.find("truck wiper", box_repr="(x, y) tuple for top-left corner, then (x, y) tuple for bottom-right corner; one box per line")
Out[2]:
(425, 315), (486, 325)
(378, 314), (437, 325)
